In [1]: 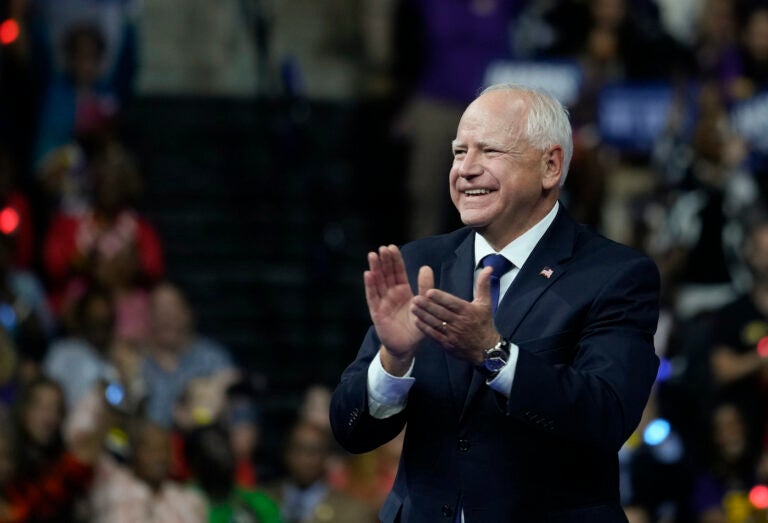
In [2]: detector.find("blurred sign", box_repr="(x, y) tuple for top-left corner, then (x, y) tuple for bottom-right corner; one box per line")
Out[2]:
(483, 60), (583, 107)
(597, 83), (675, 153)
(731, 92), (768, 153)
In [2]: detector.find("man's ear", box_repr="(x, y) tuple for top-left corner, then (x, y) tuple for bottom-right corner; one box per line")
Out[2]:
(542, 145), (564, 190)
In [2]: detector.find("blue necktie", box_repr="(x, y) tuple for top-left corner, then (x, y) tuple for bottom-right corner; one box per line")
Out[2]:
(481, 254), (513, 316)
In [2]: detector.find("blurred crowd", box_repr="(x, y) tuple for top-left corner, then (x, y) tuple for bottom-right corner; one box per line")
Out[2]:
(0, 0), (768, 522)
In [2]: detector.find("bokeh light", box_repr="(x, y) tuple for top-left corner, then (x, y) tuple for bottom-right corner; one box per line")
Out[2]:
(0, 303), (16, 332)
(757, 337), (768, 358)
(0, 20), (19, 45)
(105, 382), (125, 406)
(643, 418), (671, 446)
(0, 207), (19, 235)
(750, 485), (768, 509)
(656, 357), (672, 382)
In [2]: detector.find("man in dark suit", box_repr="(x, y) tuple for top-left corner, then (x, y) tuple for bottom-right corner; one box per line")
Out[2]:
(329, 84), (660, 522)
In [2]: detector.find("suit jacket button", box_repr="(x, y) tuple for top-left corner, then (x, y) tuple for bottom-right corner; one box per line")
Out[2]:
(457, 438), (470, 452)
(441, 505), (454, 518)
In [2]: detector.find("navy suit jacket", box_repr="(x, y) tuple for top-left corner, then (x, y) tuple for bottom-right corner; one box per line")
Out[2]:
(330, 205), (660, 522)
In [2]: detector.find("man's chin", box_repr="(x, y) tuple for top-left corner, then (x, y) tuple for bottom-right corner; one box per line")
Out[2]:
(459, 213), (490, 230)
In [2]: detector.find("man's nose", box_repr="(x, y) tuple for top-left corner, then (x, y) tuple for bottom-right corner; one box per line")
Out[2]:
(458, 150), (482, 177)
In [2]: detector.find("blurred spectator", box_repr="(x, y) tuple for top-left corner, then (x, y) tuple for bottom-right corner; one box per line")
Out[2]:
(226, 379), (264, 489)
(137, 0), (258, 96)
(391, 0), (522, 240)
(33, 22), (121, 171)
(297, 383), (331, 432)
(168, 373), (242, 483)
(0, 232), (53, 378)
(690, 402), (762, 523)
(35, 142), (88, 216)
(293, 383), (401, 514)
(89, 417), (207, 522)
(331, 428), (403, 514)
(620, 388), (696, 523)
(185, 422), (281, 523)
(270, 0), (364, 100)
(655, 0), (706, 49)
(140, 281), (238, 427)
(545, 0), (691, 80)
(727, 5), (768, 102)
(92, 242), (151, 346)
(296, 383), (350, 489)
(5, 375), (104, 523)
(688, 0), (740, 93)
(84, 154), (154, 344)
(42, 141), (163, 320)
(263, 419), (376, 523)
(650, 82), (757, 318)
(33, 0), (138, 100)
(706, 212), (768, 450)
(0, 421), (21, 523)
(42, 286), (115, 411)
(0, 327), (19, 406)
(155, 375), (266, 490)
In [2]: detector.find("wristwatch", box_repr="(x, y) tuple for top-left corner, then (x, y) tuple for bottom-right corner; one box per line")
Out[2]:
(480, 338), (511, 378)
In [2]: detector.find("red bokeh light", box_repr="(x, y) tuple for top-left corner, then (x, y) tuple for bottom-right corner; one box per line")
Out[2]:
(0, 207), (19, 235)
(750, 485), (768, 509)
(0, 20), (19, 45)
(758, 337), (768, 358)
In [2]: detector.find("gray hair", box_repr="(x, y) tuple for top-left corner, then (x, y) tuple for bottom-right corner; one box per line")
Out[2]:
(479, 83), (573, 186)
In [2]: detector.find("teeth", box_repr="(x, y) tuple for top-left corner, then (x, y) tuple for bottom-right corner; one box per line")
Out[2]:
(465, 189), (491, 195)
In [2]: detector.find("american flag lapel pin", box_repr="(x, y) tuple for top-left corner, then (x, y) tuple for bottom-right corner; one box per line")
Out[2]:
(539, 266), (554, 279)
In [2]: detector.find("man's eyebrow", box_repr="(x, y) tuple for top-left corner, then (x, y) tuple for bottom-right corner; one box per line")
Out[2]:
(453, 139), (507, 150)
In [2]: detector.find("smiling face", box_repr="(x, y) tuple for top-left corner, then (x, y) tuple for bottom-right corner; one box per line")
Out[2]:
(449, 89), (563, 249)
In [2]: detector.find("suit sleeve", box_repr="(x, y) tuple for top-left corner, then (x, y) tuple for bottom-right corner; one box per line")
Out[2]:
(506, 255), (660, 452)
(330, 326), (409, 454)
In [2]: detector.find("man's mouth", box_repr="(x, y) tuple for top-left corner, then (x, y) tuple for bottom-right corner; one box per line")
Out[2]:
(464, 189), (492, 196)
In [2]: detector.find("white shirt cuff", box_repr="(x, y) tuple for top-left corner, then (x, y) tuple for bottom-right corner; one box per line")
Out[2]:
(367, 351), (416, 419)
(487, 342), (519, 397)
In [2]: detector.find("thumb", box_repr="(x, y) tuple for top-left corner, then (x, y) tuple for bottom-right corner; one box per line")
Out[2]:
(474, 266), (494, 310)
(417, 266), (434, 296)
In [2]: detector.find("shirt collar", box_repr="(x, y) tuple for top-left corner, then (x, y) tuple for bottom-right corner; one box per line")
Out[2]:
(474, 201), (559, 269)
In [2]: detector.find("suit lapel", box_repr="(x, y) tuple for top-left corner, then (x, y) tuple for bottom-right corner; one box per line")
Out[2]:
(437, 232), (476, 413)
(495, 208), (577, 337)
(460, 206), (578, 421)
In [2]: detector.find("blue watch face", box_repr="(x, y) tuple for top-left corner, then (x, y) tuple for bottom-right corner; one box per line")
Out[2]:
(483, 348), (508, 372)
(484, 357), (506, 372)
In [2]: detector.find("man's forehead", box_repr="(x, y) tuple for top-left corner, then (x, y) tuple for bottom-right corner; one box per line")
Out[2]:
(458, 94), (525, 130)
(453, 113), (523, 146)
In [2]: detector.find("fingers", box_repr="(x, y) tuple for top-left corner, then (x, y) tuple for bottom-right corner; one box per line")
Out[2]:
(411, 289), (458, 335)
(391, 246), (409, 285)
(363, 269), (380, 310)
(413, 316), (449, 342)
(370, 245), (405, 288)
(417, 265), (434, 296)
(379, 245), (397, 288)
(366, 251), (387, 301)
(365, 245), (408, 308)
(474, 266), (494, 310)
(411, 265), (495, 348)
